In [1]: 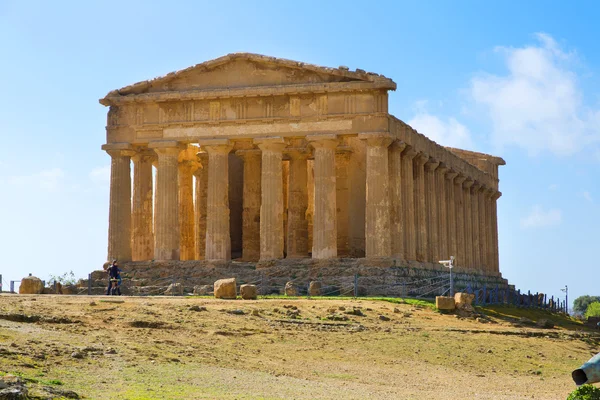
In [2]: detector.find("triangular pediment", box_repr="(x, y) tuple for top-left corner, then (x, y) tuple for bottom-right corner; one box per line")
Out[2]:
(102, 53), (395, 100)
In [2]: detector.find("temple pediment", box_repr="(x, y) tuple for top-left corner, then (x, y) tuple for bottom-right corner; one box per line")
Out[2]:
(100, 53), (395, 105)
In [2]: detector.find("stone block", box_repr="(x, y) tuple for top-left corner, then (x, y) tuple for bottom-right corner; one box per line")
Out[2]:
(164, 283), (183, 296)
(284, 281), (298, 296)
(435, 296), (455, 310)
(19, 276), (43, 294)
(214, 278), (237, 299)
(308, 281), (321, 296)
(240, 284), (257, 300)
(454, 292), (475, 308)
(62, 285), (78, 295)
(193, 285), (212, 296)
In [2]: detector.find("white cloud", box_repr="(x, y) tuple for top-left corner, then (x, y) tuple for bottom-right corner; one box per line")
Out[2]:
(548, 184), (559, 191)
(520, 205), (562, 229)
(7, 167), (65, 191)
(407, 103), (474, 149)
(469, 33), (600, 156)
(89, 165), (110, 185)
(583, 191), (593, 203)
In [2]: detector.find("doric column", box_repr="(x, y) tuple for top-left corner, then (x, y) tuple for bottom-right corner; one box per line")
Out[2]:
(131, 149), (155, 261)
(454, 174), (467, 268)
(477, 185), (488, 272)
(413, 152), (429, 262)
(255, 138), (285, 261)
(471, 182), (481, 270)
(435, 163), (449, 261)
(286, 148), (309, 258)
(425, 158), (440, 263)
(236, 149), (261, 261)
(201, 139), (233, 261)
(401, 146), (418, 261)
(360, 133), (393, 258)
(484, 188), (495, 273)
(194, 152), (208, 260)
(491, 191), (502, 273)
(462, 178), (474, 269)
(389, 141), (407, 259)
(178, 147), (199, 261)
(149, 141), (183, 260)
(336, 151), (352, 256)
(102, 144), (135, 262)
(445, 170), (459, 259)
(307, 134), (337, 259)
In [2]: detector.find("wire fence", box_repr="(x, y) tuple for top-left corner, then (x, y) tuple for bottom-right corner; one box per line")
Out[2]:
(2, 270), (568, 313)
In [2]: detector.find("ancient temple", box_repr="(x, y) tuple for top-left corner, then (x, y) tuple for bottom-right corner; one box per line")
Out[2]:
(100, 53), (505, 277)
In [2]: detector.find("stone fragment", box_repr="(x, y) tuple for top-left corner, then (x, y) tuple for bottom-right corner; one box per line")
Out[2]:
(308, 281), (321, 296)
(379, 315), (390, 321)
(284, 281), (298, 296)
(454, 292), (475, 307)
(62, 285), (77, 295)
(214, 278), (237, 299)
(536, 319), (554, 329)
(19, 276), (44, 295)
(240, 284), (257, 300)
(164, 283), (183, 296)
(435, 296), (455, 310)
(193, 285), (212, 296)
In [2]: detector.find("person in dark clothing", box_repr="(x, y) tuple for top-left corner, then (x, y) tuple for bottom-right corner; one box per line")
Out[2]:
(105, 260), (122, 295)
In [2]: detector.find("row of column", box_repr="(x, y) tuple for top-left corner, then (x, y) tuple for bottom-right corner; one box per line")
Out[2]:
(103, 134), (501, 273)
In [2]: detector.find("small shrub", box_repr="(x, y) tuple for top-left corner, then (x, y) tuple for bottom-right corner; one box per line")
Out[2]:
(585, 302), (600, 319)
(567, 384), (600, 400)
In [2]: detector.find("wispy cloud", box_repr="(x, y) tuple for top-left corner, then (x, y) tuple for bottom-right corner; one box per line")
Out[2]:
(548, 183), (559, 191)
(583, 191), (593, 203)
(89, 165), (110, 185)
(6, 167), (65, 191)
(520, 205), (562, 229)
(469, 33), (600, 157)
(407, 101), (474, 149)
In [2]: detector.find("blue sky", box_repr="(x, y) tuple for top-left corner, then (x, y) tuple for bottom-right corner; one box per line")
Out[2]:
(0, 1), (598, 306)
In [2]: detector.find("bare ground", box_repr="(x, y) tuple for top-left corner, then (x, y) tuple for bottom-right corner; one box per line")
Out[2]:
(0, 294), (595, 399)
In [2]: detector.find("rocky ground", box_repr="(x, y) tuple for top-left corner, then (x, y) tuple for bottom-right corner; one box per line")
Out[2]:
(0, 294), (596, 399)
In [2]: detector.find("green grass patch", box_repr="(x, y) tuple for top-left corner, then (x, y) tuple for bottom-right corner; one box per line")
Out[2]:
(477, 304), (586, 330)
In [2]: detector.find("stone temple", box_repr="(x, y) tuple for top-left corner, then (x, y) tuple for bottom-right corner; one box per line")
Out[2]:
(98, 53), (507, 294)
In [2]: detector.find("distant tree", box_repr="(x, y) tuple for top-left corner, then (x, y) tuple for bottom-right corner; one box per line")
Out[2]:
(48, 270), (77, 286)
(573, 295), (600, 315)
(585, 302), (600, 319)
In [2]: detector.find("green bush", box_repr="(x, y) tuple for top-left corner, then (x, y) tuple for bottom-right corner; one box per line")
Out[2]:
(585, 302), (600, 319)
(567, 384), (600, 400)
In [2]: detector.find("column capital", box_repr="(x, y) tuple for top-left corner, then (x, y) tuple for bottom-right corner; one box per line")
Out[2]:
(454, 173), (467, 185)
(307, 134), (338, 150)
(149, 140), (185, 156)
(401, 145), (418, 160)
(102, 143), (135, 158)
(463, 178), (474, 189)
(414, 152), (429, 166)
(471, 181), (482, 191)
(390, 140), (407, 153)
(478, 184), (489, 194)
(484, 187), (496, 197)
(201, 139), (233, 155)
(254, 137), (286, 152)
(445, 169), (459, 180)
(358, 132), (394, 148)
(436, 162), (449, 175)
(285, 147), (311, 159)
(492, 191), (502, 201)
(131, 148), (156, 163)
(425, 158), (440, 172)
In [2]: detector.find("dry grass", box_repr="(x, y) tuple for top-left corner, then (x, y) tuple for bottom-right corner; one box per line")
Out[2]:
(0, 294), (596, 399)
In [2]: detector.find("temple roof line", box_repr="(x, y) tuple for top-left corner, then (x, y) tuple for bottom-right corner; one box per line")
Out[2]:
(103, 52), (397, 100)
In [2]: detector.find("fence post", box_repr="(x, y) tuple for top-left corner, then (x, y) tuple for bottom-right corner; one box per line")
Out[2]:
(0, 274), (2, 292)
(88, 273), (92, 296)
(353, 274), (358, 298)
(483, 285), (487, 305)
(10, 281), (14, 293)
(402, 281), (406, 298)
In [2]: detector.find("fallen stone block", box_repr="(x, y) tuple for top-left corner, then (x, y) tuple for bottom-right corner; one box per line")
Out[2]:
(214, 278), (237, 299)
(435, 296), (456, 310)
(240, 284), (257, 300)
(19, 276), (44, 295)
